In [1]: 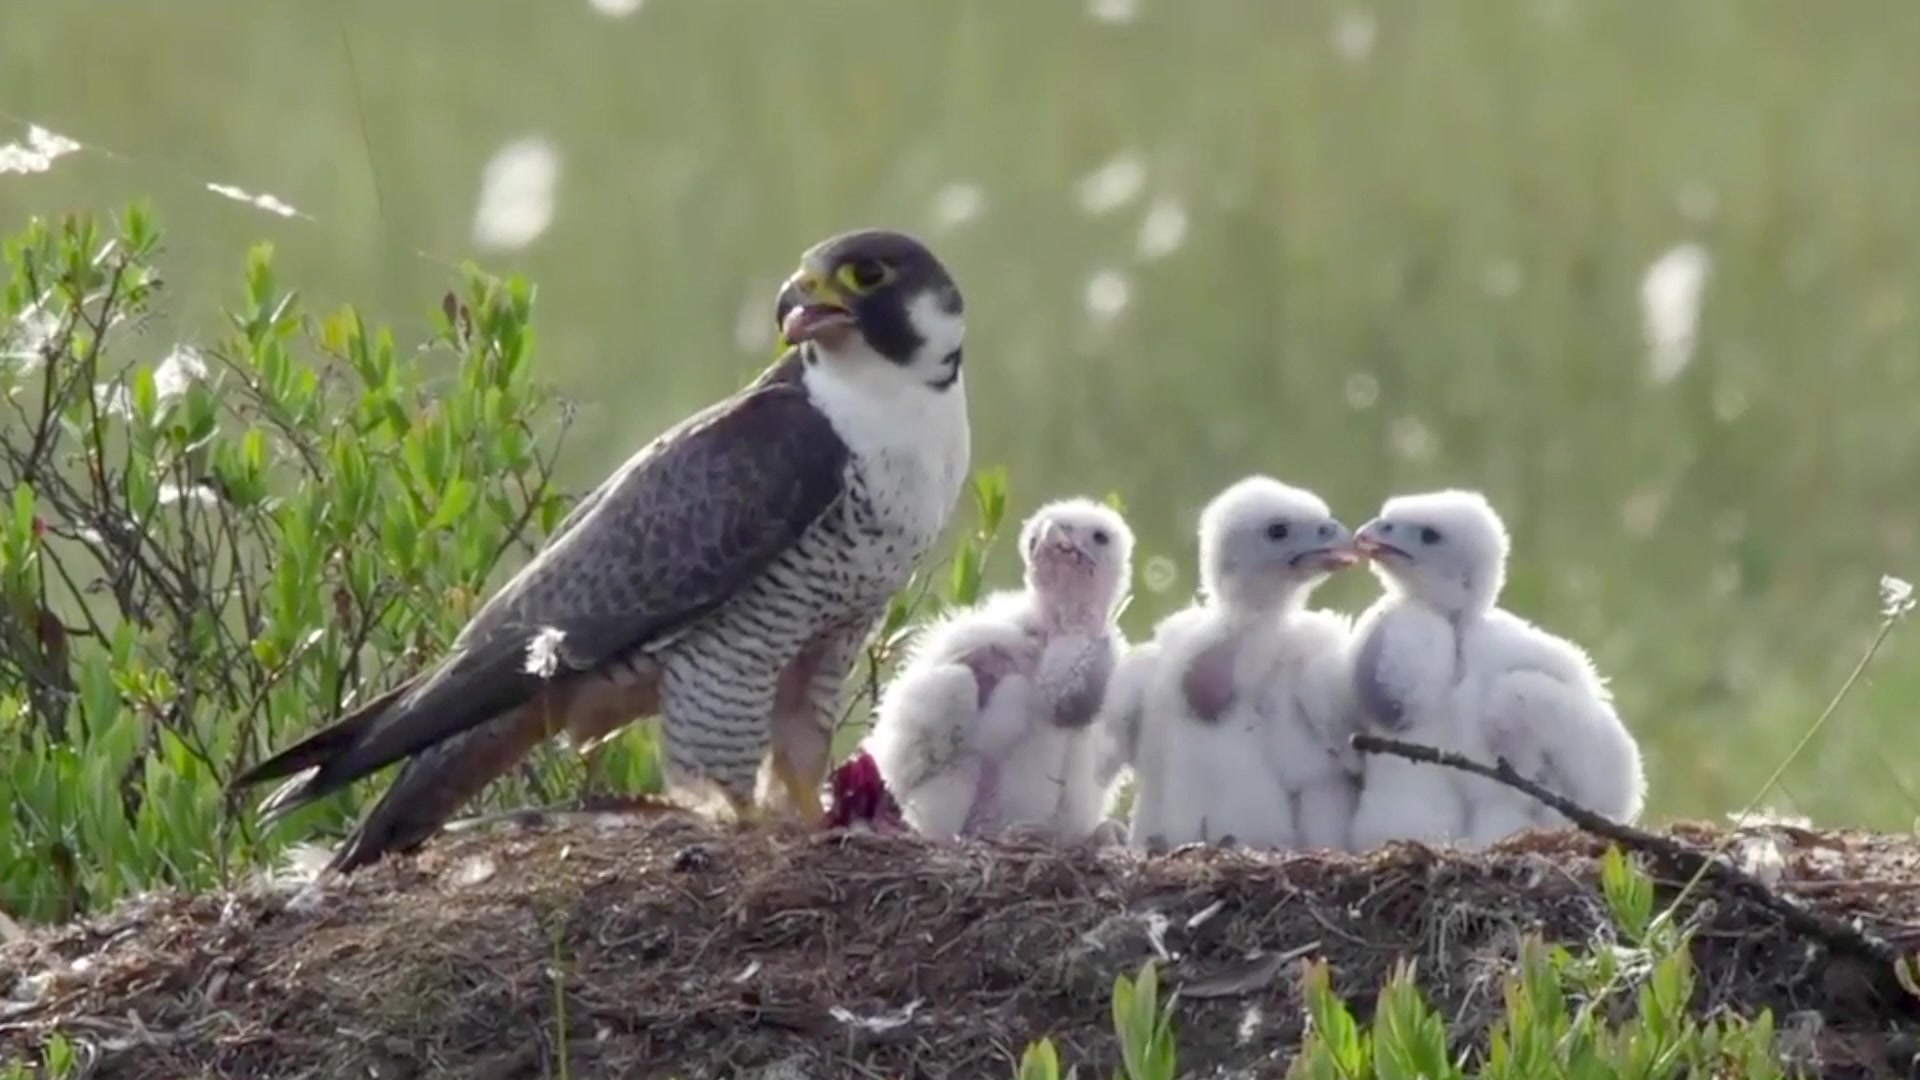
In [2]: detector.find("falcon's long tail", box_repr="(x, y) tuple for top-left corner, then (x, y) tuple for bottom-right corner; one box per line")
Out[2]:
(230, 662), (657, 874)
(321, 706), (563, 874)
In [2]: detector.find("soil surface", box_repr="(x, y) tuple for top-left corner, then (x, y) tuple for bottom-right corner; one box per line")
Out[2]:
(3, 814), (1918, 1079)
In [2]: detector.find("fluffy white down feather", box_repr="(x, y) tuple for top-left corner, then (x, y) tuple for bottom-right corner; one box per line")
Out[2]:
(1346, 490), (1647, 851)
(1259, 608), (1365, 852)
(1111, 476), (1361, 852)
(864, 498), (1133, 843)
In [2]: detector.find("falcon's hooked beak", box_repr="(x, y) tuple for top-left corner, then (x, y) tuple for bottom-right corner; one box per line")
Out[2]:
(776, 263), (857, 349)
(1353, 520), (1409, 562)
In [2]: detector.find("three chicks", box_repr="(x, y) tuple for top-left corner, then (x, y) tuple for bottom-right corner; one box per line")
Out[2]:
(859, 480), (1647, 857)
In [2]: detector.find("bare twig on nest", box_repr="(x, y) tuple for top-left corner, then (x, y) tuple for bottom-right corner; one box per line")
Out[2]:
(1350, 733), (1902, 968)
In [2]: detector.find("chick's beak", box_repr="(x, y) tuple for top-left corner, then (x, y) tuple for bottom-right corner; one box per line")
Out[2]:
(1352, 520), (1406, 561)
(776, 265), (856, 347)
(1293, 522), (1359, 571)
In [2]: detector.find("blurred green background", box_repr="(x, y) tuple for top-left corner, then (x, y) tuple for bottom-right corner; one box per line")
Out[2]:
(3, 0), (1917, 829)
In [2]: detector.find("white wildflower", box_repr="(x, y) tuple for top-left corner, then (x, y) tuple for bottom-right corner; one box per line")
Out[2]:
(1640, 242), (1711, 384)
(471, 137), (562, 251)
(1076, 152), (1147, 216)
(587, 0), (644, 15)
(1135, 196), (1189, 260)
(524, 625), (568, 678)
(1086, 0), (1141, 25)
(1881, 575), (1914, 620)
(0, 124), (82, 176)
(929, 181), (986, 231)
(153, 345), (208, 401)
(1083, 269), (1132, 323)
(1331, 10), (1378, 62)
(205, 182), (304, 219)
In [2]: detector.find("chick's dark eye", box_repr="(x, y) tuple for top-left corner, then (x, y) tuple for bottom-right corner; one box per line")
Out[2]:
(1266, 522), (1289, 541)
(1419, 527), (1443, 545)
(1091, 529), (1110, 546)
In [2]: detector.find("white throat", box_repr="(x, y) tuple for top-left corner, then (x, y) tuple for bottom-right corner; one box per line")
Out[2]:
(802, 340), (972, 544)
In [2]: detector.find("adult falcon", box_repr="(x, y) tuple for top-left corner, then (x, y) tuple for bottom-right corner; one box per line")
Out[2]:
(229, 228), (972, 873)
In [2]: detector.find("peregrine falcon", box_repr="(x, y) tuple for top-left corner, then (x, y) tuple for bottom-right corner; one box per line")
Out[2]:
(229, 229), (972, 873)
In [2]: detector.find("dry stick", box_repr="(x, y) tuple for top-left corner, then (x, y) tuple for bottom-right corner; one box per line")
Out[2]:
(1349, 733), (1903, 969)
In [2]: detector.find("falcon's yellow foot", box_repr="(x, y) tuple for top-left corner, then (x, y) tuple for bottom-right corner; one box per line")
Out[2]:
(768, 754), (827, 828)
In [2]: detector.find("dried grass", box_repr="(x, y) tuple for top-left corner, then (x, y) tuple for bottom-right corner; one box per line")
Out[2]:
(3, 815), (1918, 1079)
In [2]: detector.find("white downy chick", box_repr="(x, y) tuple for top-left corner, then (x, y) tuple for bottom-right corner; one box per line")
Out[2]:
(1122, 476), (1359, 853)
(864, 497), (1134, 843)
(1345, 489), (1647, 851)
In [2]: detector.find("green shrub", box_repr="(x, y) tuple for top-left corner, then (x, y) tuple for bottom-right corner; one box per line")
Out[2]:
(0, 206), (1005, 925)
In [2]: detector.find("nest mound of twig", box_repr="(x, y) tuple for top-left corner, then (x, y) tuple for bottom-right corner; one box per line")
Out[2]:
(3, 814), (1918, 1079)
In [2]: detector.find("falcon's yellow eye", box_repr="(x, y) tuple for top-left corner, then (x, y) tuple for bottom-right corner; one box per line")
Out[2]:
(835, 259), (893, 295)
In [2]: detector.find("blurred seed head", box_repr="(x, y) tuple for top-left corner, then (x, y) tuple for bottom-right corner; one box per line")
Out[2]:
(587, 0), (644, 15)
(1343, 372), (1380, 411)
(472, 137), (562, 252)
(1640, 242), (1712, 385)
(1077, 152), (1147, 216)
(1332, 10), (1378, 62)
(1135, 196), (1189, 260)
(1880, 575), (1914, 620)
(1084, 269), (1133, 324)
(1387, 416), (1437, 461)
(929, 180), (986, 231)
(1086, 0), (1141, 25)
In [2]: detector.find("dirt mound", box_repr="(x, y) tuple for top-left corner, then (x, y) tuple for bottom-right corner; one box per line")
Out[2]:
(3, 816), (1918, 1079)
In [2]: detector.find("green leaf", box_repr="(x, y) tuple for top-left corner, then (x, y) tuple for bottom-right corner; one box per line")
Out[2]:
(427, 478), (477, 532)
(9, 481), (32, 544)
(1599, 845), (1653, 943)
(1016, 1037), (1061, 1080)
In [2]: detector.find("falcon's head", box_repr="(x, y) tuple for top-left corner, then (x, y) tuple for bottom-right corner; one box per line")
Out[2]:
(776, 229), (965, 391)
(1019, 497), (1134, 628)
(1197, 476), (1356, 613)
(1354, 489), (1509, 615)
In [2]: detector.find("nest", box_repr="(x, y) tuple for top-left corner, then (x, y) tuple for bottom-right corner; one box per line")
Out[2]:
(3, 815), (1918, 1079)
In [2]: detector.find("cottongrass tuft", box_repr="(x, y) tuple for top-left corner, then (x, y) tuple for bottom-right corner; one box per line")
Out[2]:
(1639, 242), (1712, 384)
(0, 124), (81, 175)
(1880, 574), (1914, 621)
(472, 137), (562, 252)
